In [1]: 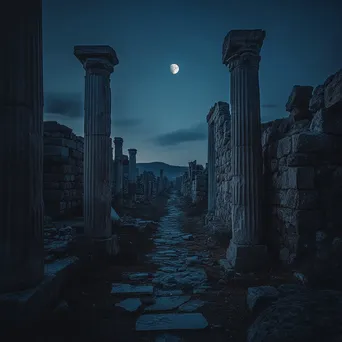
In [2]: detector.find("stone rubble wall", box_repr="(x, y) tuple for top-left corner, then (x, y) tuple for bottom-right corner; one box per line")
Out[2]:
(262, 68), (342, 272)
(43, 121), (84, 219)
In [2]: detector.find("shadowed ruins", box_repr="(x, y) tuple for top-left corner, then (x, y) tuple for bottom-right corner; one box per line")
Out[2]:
(1, 2), (342, 342)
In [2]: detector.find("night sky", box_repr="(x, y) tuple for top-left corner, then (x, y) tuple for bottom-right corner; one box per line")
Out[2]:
(43, 0), (341, 166)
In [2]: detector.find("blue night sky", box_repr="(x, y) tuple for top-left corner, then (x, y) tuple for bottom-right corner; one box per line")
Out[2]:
(43, 0), (341, 166)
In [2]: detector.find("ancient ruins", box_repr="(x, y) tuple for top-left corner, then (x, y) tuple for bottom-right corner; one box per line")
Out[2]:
(2, 3), (342, 340)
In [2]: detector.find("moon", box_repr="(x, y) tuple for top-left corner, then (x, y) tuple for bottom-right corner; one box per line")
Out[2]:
(170, 64), (179, 75)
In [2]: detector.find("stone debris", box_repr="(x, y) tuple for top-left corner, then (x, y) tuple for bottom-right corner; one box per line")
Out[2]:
(178, 299), (205, 312)
(247, 286), (279, 313)
(115, 298), (142, 312)
(111, 284), (154, 295)
(135, 313), (209, 331)
(144, 296), (191, 312)
(182, 234), (194, 241)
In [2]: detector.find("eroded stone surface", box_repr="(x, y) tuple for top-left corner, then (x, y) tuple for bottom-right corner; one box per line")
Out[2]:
(115, 298), (142, 312)
(135, 313), (209, 331)
(111, 284), (153, 295)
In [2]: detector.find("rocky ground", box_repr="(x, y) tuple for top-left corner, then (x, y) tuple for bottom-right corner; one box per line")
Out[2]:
(9, 191), (342, 342)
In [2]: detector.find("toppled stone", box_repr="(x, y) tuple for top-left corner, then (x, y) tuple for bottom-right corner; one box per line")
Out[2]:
(324, 69), (342, 109)
(309, 85), (325, 113)
(111, 284), (153, 295)
(115, 298), (142, 312)
(247, 289), (342, 342)
(247, 286), (279, 313)
(178, 299), (205, 312)
(144, 296), (191, 312)
(135, 313), (209, 331)
(128, 272), (150, 281)
(182, 234), (194, 241)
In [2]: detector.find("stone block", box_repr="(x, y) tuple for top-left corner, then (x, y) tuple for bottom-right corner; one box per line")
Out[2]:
(286, 153), (317, 166)
(309, 85), (325, 113)
(272, 167), (314, 190)
(44, 145), (69, 157)
(279, 189), (319, 209)
(276, 136), (292, 158)
(70, 149), (83, 160)
(292, 132), (333, 154)
(286, 85), (313, 112)
(310, 108), (342, 135)
(324, 69), (342, 109)
(225, 242), (268, 272)
(247, 286), (279, 313)
(44, 137), (77, 150)
(44, 121), (73, 134)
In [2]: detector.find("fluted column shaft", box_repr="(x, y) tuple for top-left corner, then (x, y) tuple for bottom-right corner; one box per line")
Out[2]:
(83, 68), (112, 238)
(229, 54), (263, 245)
(0, 1), (44, 293)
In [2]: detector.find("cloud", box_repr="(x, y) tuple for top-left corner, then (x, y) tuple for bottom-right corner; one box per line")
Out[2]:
(261, 104), (280, 108)
(112, 118), (142, 127)
(44, 92), (83, 117)
(153, 123), (207, 147)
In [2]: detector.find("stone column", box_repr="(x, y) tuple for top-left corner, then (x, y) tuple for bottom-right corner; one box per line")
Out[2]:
(128, 148), (137, 203)
(0, 1), (44, 293)
(114, 137), (124, 204)
(74, 45), (119, 256)
(222, 29), (267, 272)
(207, 120), (216, 212)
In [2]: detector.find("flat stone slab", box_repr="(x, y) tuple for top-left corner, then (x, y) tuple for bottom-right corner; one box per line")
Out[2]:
(178, 299), (205, 312)
(155, 333), (183, 341)
(136, 313), (209, 331)
(115, 298), (142, 312)
(145, 296), (191, 312)
(155, 289), (184, 296)
(127, 272), (150, 281)
(111, 284), (153, 295)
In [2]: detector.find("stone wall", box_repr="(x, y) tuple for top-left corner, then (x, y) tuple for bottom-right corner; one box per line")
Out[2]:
(262, 69), (342, 274)
(206, 102), (232, 235)
(43, 121), (84, 219)
(205, 68), (342, 279)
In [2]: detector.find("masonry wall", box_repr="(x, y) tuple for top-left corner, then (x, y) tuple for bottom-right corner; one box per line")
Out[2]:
(262, 69), (342, 274)
(43, 121), (84, 219)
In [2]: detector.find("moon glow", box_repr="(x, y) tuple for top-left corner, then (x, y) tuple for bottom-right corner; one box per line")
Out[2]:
(170, 64), (179, 74)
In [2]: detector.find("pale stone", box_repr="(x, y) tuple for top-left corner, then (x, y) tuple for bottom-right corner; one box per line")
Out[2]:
(115, 298), (142, 312)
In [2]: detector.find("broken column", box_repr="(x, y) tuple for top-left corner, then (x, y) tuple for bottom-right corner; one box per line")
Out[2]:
(286, 85), (313, 121)
(128, 148), (137, 204)
(114, 137), (124, 204)
(74, 45), (119, 256)
(222, 29), (267, 272)
(0, 1), (44, 293)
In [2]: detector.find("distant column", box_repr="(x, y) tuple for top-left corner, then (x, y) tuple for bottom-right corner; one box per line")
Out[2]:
(0, 1), (44, 293)
(222, 29), (267, 272)
(114, 137), (124, 204)
(74, 45), (119, 256)
(128, 148), (137, 203)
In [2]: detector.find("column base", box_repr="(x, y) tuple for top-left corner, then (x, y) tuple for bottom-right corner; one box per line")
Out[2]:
(90, 235), (119, 259)
(221, 241), (268, 273)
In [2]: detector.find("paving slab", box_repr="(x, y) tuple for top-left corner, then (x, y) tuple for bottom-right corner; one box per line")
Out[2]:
(144, 296), (191, 312)
(136, 313), (209, 331)
(111, 283), (154, 295)
(115, 298), (142, 312)
(178, 299), (205, 312)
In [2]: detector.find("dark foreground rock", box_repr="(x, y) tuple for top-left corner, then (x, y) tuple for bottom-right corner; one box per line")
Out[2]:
(247, 288), (342, 342)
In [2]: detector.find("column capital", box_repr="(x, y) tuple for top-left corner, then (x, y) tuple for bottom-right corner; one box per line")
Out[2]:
(114, 137), (123, 145)
(128, 148), (137, 155)
(74, 45), (119, 74)
(222, 30), (265, 71)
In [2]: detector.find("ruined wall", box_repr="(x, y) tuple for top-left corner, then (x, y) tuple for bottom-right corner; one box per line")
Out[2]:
(43, 121), (84, 219)
(262, 69), (342, 275)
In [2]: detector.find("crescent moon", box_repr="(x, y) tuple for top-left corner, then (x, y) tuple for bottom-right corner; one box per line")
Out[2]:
(170, 64), (179, 75)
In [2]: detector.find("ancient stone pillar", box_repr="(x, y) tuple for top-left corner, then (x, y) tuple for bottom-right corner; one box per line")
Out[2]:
(114, 137), (124, 203)
(128, 149), (137, 203)
(0, 1), (44, 293)
(222, 30), (267, 272)
(74, 45), (119, 255)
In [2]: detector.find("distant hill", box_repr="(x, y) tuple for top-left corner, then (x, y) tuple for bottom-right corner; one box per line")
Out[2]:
(136, 162), (188, 180)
